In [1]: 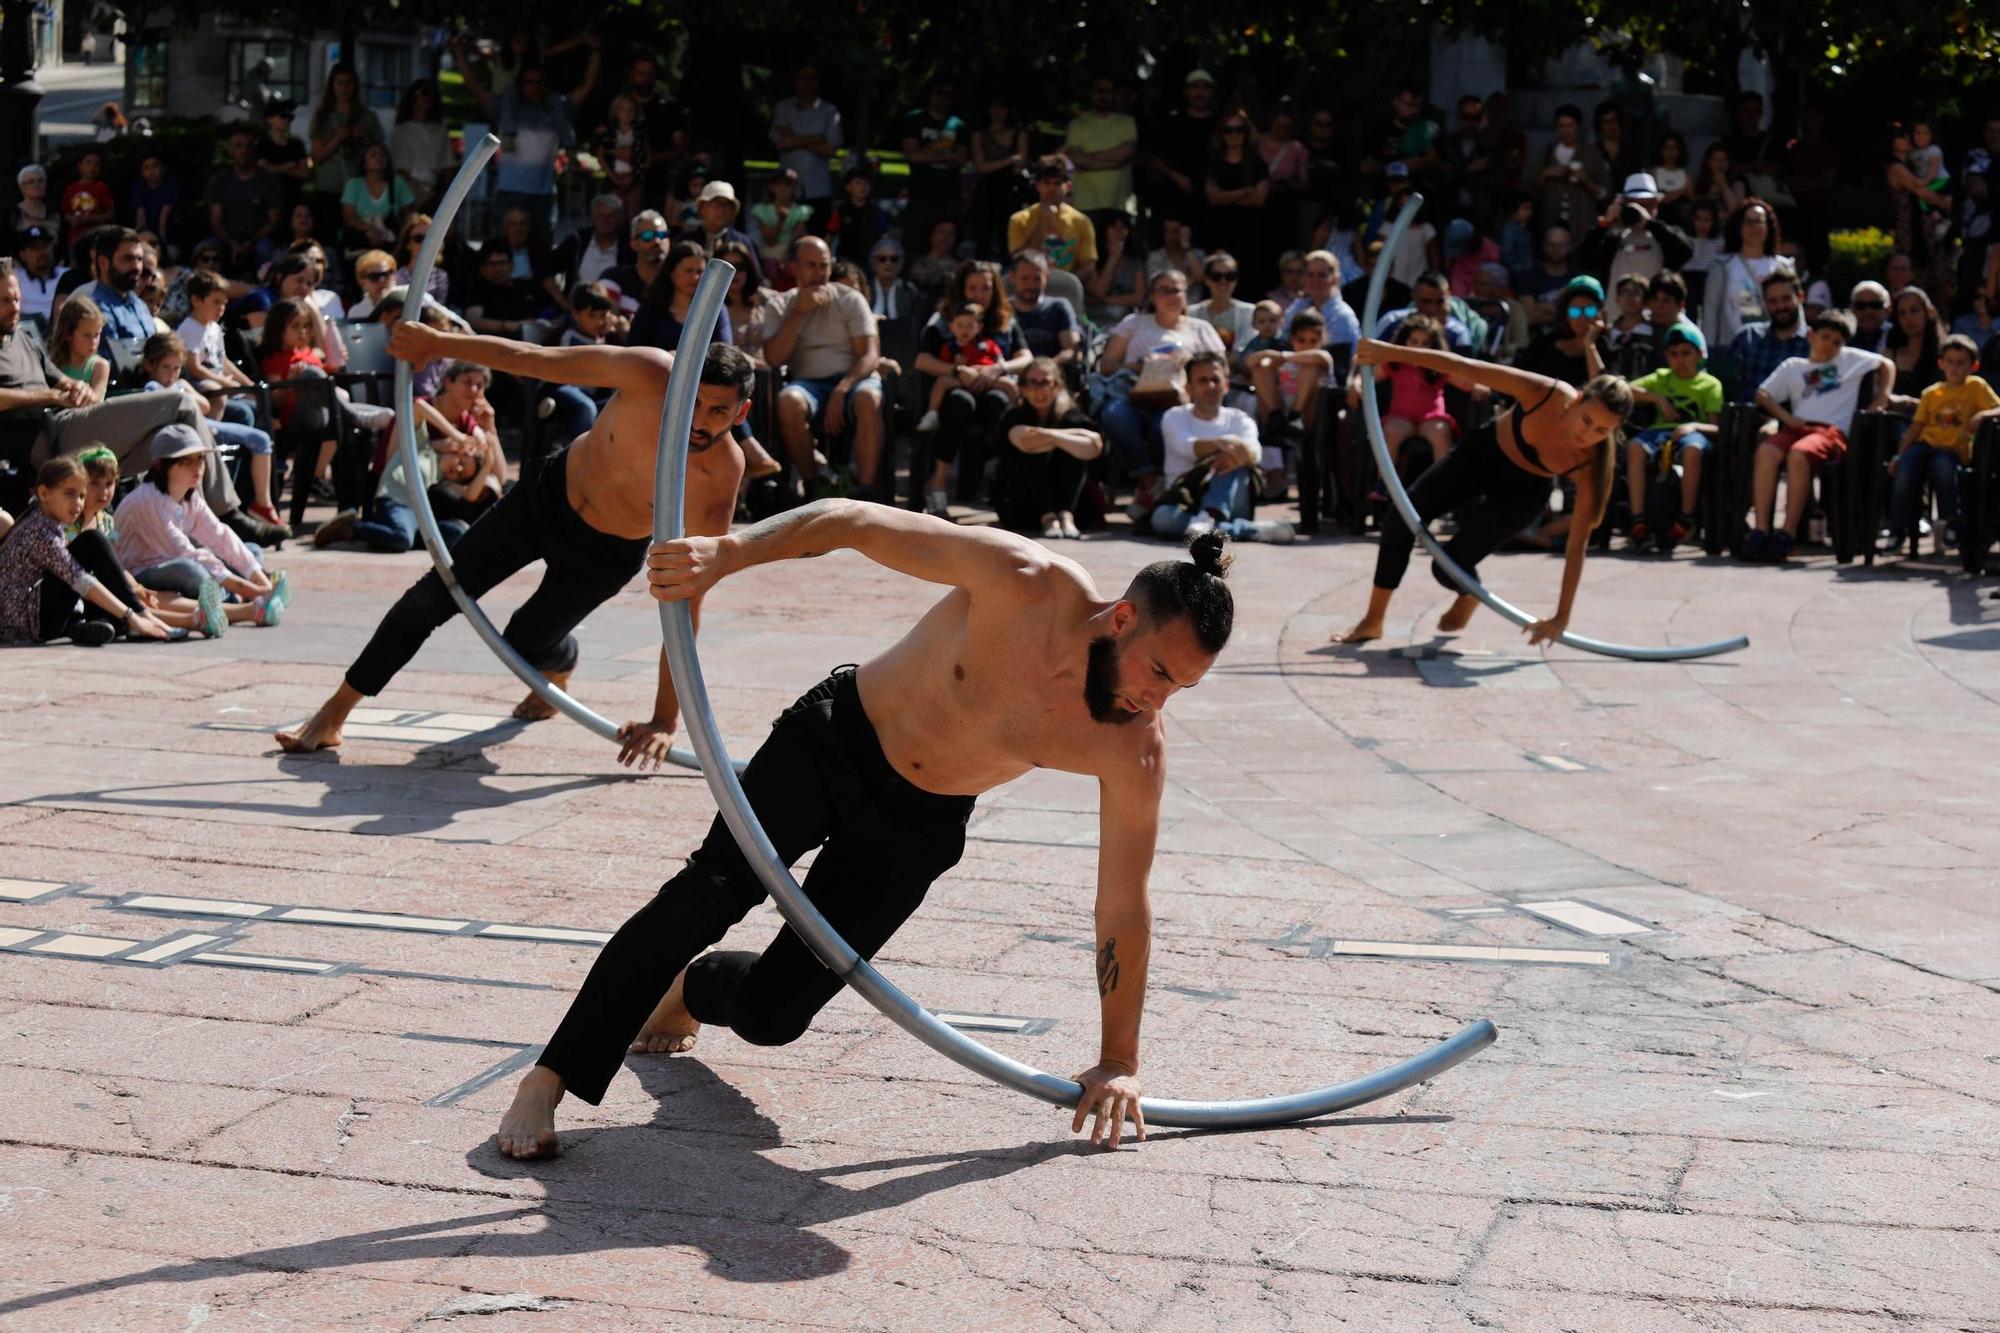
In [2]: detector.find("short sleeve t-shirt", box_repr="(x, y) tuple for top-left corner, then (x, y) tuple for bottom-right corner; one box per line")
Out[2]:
(61, 180), (114, 225)
(206, 168), (280, 242)
(1011, 296), (1079, 360)
(1758, 348), (1892, 428)
(1064, 111), (1138, 214)
(1160, 403), (1259, 478)
(920, 316), (1024, 362)
(1631, 367), (1724, 427)
(340, 176), (414, 225)
(1006, 204), (1098, 273)
(174, 317), (230, 377)
(761, 282), (876, 381)
(1106, 313), (1225, 373)
(899, 110), (968, 198)
(1912, 377), (2000, 460)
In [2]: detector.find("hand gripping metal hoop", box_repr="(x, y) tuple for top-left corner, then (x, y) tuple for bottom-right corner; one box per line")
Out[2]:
(1359, 194), (1750, 662)
(393, 135), (736, 773)
(651, 258), (1496, 1129)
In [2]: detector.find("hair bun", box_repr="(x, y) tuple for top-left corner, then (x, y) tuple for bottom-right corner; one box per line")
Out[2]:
(1187, 530), (1234, 578)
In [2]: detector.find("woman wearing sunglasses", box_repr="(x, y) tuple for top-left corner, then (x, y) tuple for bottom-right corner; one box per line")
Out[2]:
(1333, 306), (1632, 648)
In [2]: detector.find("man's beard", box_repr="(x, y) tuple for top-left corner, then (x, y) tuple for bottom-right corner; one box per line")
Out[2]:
(688, 427), (719, 453)
(1084, 635), (1140, 725)
(107, 266), (140, 294)
(1772, 309), (1800, 333)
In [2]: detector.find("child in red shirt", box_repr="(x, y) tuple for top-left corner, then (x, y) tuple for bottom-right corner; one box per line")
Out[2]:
(917, 302), (1007, 433)
(60, 150), (116, 252)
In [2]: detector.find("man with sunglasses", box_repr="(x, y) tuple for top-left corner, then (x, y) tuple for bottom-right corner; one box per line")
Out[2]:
(605, 210), (671, 318)
(1847, 281), (1892, 354)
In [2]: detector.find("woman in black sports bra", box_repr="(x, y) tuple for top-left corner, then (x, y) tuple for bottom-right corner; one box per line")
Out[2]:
(1334, 338), (1633, 647)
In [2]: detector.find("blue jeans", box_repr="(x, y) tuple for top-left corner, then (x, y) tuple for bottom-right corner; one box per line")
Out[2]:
(220, 397), (259, 428)
(545, 385), (600, 448)
(135, 557), (220, 600)
(1099, 398), (1165, 477)
(1150, 467), (1256, 540)
(1888, 443), (1961, 538)
(353, 496), (468, 555)
(211, 417), (272, 457)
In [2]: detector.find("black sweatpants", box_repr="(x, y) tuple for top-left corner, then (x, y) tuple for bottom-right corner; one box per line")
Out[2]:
(993, 442), (1088, 532)
(38, 529), (143, 641)
(539, 667), (976, 1105)
(1372, 422), (1554, 592)
(344, 448), (648, 697)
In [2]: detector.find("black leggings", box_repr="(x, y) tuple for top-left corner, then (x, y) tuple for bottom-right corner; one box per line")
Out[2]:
(539, 667), (976, 1105)
(1372, 420), (1554, 592)
(344, 448), (648, 697)
(993, 442), (1088, 531)
(38, 530), (143, 641)
(932, 385), (1011, 465)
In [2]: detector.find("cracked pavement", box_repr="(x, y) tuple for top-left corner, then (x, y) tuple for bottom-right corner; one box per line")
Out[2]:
(0, 522), (1995, 1330)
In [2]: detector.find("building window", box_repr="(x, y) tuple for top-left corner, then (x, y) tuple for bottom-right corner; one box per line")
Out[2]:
(224, 39), (309, 113)
(358, 43), (413, 111)
(128, 32), (168, 110)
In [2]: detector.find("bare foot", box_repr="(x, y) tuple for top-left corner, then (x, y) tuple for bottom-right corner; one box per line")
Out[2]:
(629, 965), (700, 1055)
(513, 669), (572, 721)
(275, 711), (343, 753)
(1437, 594), (1480, 633)
(1331, 619), (1383, 644)
(495, 1065), (563, 1160)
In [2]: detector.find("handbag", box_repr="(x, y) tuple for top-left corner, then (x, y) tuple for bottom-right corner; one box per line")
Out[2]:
(1128, 349), (1190, 411)
(1162, 459), (1216, 513)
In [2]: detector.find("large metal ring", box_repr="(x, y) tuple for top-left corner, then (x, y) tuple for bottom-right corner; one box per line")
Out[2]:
(1359, 194), (1749, 662)
(393, 135), (728, 771)
(651, 259), (1496, 1129)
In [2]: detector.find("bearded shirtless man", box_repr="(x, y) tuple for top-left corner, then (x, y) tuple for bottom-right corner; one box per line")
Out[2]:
(276, 324), (750, 765)
(496, 510), (1238, 1156)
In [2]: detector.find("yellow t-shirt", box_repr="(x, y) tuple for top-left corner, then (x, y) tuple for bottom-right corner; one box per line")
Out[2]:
(1063, 111), (1138, 214)
(1007, 203), (1099, 273)
(1912, 377), (2000, 461)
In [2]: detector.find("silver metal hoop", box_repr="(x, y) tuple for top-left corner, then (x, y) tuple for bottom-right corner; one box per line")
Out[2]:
(393, 136), (730, 771)
(651, 259), (1496, 1129)
(1359, 194), (1750, 662)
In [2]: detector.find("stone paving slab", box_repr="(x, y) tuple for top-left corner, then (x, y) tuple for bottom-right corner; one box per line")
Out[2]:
(2, 515), (1997, 1329)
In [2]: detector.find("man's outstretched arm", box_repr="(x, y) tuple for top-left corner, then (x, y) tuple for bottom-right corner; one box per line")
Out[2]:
(646, 498), (1046, 602)
(389, 321), (672, 394)
(1071, 734), (1163, 1149)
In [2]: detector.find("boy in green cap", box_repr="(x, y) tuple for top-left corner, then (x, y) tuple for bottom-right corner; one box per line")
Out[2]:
(1624, 323), (1722, 551)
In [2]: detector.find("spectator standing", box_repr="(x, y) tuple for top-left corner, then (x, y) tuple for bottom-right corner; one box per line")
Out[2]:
(898, 80), (969, 274)
(770, 63), (845, 229)
(60, 149), (116, 257)
(1205, 113), (1272, 288)
(593, 94), (652, 218)
(1442, 94), (1499, 222)
(1575, 174), (1694, 293)
(969, 95), (1030, 260)
(1146, 70), (1218, 239)
(1594, 103), (1642, 187)
(1297, 109), (1346, 242)
(1363, 82), (1442, 197)
(129, 154), (180, 252)
(1694, 144), (1748, 218)
(1720, 92), (1781, 189)
(1482, 92), (1529, 197)
(1884, 124), (1953, 305)
(1008, 157), (1099, 278)
(828, 167), (889, 269)
(1783, 105), (1840, 273)
(601, 52), (688, 207)
(207, 126), (282, 277)
(1535, 104), (1609, 236)
(1702, 200), (1793, 351)
(306, 64), (382, 239)
(1063, 77), (1139, 218)
(391, 80), (455, 213)
(1652, 133), (1694, 222)
(254, 100), (311, 218)
(750, 170), (815, 281)
(490, 53), (600, 249)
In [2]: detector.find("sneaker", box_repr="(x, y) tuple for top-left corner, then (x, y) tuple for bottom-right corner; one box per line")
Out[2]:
(268, 569), (290, 611)
(916, 410), (941, 433)
(1058, 512), (1081, 540)
(1939, 522), (1958, 555)
(1878, 529), (1906, 555)
(1628, 519), (1652, 547)
(1741, 529), (1769, 561)
(312, 509), (359, 548)
(1042, 515), (1065, 539)
(1662, 515), (1693, 550)
(925, 489), (952, 520)
(253, 595), (283, 628)
(1249, 519), (1297, 545)
(1769, 529), (1794, 562)
(71, 619), (115, 646)
(223, 508), (290, 548)
(197, 580), (228, 639)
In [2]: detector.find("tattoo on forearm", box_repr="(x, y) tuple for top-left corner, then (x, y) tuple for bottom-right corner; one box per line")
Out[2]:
(1097, 938), (1120, 997)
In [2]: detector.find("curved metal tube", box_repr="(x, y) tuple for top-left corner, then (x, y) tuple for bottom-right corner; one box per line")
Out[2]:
(652, 260), (1496, 1128)
(393, 136), (732, 772)
(1359, 194), (1749, 662)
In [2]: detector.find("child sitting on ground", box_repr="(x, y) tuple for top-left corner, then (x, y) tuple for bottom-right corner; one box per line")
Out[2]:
(917, 302), (1007, 433)
(0, 456), (175, 645)
(138, 331), (282, 525)
(113, 424), (287, 625)
(50, 295), (108, 406)
(67, 446), (254, 637)
(1885, 333), (2000, 554)
(1624, 324), (1724, 552)
(1245, 306), (1337, 498)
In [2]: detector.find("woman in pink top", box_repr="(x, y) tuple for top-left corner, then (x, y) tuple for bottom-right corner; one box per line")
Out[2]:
(112, 425), (288, 624)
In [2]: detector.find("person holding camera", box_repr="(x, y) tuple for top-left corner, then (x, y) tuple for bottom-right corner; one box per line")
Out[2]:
(1575, 174), (1694, 295)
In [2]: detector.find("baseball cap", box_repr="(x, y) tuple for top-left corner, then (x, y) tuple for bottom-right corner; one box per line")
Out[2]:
(147, 423), (212, 465)
(1621, 172), (1661, 200)
(1385, 161), (1411, 180)
(696, 181), (739, 207)
(1662, 322), (1707, 359)
(18, 224), (52, 245)
(1443, 218), (1475, 258)
(1184, 69), (1215, 87)
(1563, 275), (1607, 304)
